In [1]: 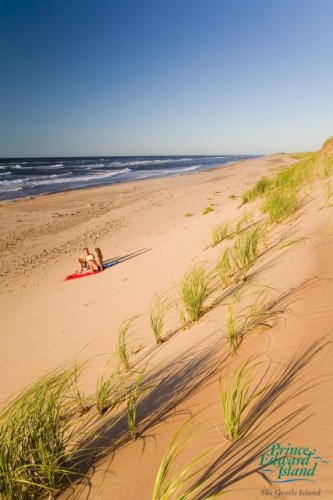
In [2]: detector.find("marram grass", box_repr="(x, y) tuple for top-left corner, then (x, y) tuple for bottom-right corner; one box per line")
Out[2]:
(225, 287), (282, 355)
(262, 188), (298, 223)
(212, 222), (233, 247)
(231, 224), (262, 280)
(242, 177), (272, 204)
(202, 205), (214, 215)
(219, 358), (268, 441)
(226, 292), (241, 355)
(117, 318), (135, 370)
(215, 248), (235, 287)
(150, 292), (172, 345)
(241, 153), (319, 207)
(96, 355), (125, 415)
(235, 210), (254, 234)
(0, 367), (82, 499)
(152, 418), (223, 499)
(126, 369), (145, 440)
(179, 265), (215, 323)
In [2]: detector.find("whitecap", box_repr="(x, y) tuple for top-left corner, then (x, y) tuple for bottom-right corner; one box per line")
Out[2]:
(26, 169), (126, 188)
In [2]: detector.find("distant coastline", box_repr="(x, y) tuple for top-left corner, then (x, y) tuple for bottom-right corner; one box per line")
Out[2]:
(0, 154), (259, 202)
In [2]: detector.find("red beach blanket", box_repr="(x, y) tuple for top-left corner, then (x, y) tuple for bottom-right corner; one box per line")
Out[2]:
(63, 269), (104, 281)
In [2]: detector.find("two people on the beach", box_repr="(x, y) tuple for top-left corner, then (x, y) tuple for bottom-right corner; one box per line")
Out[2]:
(77, 247), (103, 273)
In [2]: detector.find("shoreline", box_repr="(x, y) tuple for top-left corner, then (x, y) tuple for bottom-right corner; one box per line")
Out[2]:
(0, 155), (259, 206)
(0, 154), (275, 292)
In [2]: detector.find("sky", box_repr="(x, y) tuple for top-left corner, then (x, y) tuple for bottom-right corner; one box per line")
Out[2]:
(0, 0), (333, 157)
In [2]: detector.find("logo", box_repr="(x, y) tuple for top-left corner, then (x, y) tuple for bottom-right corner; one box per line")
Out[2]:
(259, 442), (329, 484)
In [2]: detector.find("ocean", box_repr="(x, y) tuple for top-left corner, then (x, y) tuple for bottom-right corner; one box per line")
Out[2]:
(0, 154), (257, 202)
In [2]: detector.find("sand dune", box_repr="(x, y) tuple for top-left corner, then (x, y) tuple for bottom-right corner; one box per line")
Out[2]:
(1, 153), (332, 499)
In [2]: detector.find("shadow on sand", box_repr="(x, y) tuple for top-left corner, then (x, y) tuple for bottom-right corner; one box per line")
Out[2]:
(104, 248), (152, 267)
(191, 336), (331, 498)
(63, 322), (330, 499)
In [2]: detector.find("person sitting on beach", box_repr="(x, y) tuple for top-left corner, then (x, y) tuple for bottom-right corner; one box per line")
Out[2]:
(95, 247), (104, 270)
(77, 248), (99, 273)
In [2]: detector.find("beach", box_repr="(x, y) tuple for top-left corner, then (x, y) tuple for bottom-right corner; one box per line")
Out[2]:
(1, 153), (333, 499)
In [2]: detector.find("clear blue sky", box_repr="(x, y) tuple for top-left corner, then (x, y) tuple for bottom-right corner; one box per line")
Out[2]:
(1, 0), (332, 157)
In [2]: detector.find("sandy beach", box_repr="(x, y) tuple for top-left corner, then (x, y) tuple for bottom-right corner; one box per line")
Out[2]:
(1, 152), (333, 499)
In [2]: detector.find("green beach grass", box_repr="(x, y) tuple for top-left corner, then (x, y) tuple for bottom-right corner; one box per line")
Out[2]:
(0, 367), (82, 499)
(179, 265), (215, 323)
(219, 358), (268, 441)
(117, 318), (134, 370)
(126, 369), (145, 440)
(262, 189), (298, 223)
(96, 356), (124, 415)
(150, 292), (172, 345)
(212, 221), (233, 246)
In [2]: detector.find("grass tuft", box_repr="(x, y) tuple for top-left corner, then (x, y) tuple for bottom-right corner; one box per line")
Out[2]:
(262, 189), (298, 223)
(117, 318), (135, 370)
(0, 367), (81, 499)
(202, 205), (214, 215)
(179, 265), (215, 323)
(96, 356), (125, 415)
(216, 248), (235, 287)
(212, 222), (233, 246)
(126, 369), (145, 440)
(235, 210), (254, 234)
(225, 287), (283, 355)
(219, 358), (268, 441)
(231, 225), (262, 280)
(152, 418), (222, 499)
(242, 178), (271, 204)
(150, 292), (172, 345)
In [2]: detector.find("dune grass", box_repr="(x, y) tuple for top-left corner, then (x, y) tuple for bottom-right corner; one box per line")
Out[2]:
(215, 224), (264, 286)
(179, 265), (215, 323)
(212, 222), (233, 246)
(235, 210), (254, 234)
(318, 157), (333, 179)
(215, 248), (235, 287)
(150, 292), (172, 345)
(225, 287), (282, 355)
(72, 363), (89, 415)
(242, 153), (318, 208)
(226, 292), (241, 355)
(242, 177), (272, 204)
(0, 368), (81, 499)
(96, 356), (125, 415)
(126, 369), (145, 440)
(219, 358), (268, 441)
(277, 154), (317, 189)
(152, 418), (222, 500)
(184, 212), (194, 217)
(262, 188), (298, 223)
(231, 225), (262, 280)
(290, 151), (314, 160)
(202, 205), (214, 215)
(117, 318), (134, 370)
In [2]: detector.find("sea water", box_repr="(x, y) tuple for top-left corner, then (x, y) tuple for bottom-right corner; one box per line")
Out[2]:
(0, 154), (257, 202)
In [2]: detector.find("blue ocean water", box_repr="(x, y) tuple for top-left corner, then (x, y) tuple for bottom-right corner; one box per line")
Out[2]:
(0, 155), (257, 202)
